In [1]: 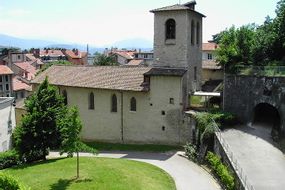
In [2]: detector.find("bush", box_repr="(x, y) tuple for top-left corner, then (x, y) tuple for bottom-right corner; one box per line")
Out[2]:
(206, 152), (235, 190)
(184, 143), (197, 162)
(0, 173), (30, 190)
(0, 150), (21, 169)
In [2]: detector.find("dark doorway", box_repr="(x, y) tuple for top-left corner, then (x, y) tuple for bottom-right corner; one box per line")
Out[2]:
(254, 103), (281, 139)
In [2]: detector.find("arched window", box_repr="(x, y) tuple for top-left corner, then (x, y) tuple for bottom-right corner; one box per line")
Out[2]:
(191, 20), (195, 45)
(196, 22), (200, 45)
(111, 94), (117, 112)
(165, 19), (176, 40)
(62, 90), (68, 105)
(89, 92), (94, 110)
(130, 97), (136, 112)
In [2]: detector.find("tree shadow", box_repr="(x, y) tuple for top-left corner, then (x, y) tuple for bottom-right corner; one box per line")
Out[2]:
(50, 178), (93, 190)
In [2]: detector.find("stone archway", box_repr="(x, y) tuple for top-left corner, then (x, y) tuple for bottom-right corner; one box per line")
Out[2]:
(253, 103), (281, 140)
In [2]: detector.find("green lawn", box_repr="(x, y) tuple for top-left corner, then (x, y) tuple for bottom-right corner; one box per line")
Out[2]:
(3, 157), (176, 190)
(84, 141), (182, 152)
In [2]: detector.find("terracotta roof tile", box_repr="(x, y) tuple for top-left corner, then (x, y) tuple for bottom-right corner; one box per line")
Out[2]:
(0, 65), (13, 75)
(202, 43), (219, 51)
(32, 65), (152, 92)
(12, 77), (31, 91)
(64, 50), (87, 59)
(40, 50), (65, 57)
(114, 51), (135, 60)
(127, 59), (144, 66)
(14, 62), (37, 80)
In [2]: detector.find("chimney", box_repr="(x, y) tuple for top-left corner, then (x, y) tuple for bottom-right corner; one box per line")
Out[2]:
(184, 1), (196, 10)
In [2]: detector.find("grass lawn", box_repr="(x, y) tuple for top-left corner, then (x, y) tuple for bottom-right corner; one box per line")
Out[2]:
(3, 157), (176, 190)
(84, 141), (182, 152)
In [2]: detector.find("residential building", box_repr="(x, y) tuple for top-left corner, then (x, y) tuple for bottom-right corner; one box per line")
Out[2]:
(63, 49), (88, 65)
(201, 42), (223, 91)
(112, 50), (136, 65)
(0, 65), (13, 97)
(12, 77), (32, 101)
(39, 49), (66, 63)
(0, 97), (16, 152)
(132, 51), (154, 66)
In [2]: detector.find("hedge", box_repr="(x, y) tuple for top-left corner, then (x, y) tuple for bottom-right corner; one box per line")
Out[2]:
(0, 173), (30, 190)
(206, 151), (235, 190)
(0, 149), (21, 169)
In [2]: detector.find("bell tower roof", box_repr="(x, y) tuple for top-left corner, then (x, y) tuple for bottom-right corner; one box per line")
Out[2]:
(150, 1), (205, 17)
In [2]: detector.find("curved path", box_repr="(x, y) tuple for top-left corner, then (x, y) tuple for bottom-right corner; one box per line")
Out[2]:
(49, 151), (221, 190)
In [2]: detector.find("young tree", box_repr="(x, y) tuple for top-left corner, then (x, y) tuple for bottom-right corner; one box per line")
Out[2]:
(58, 106), (97, 179)
(93, 53), (118, 66)
(13, 78), (65, 162)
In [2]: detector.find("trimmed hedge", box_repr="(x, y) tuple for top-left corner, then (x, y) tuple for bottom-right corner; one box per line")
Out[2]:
(206, 151), (235, 190)
(0, 173), (29, 190)
(0, 150), (21, 169)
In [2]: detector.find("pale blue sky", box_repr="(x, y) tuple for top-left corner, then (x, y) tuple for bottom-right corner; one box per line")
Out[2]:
(0, 0), (279, 46)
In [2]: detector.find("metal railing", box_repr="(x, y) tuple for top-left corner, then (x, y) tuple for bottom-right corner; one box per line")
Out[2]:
(228, 65), (285, 77)
(213, 121), (255, 190)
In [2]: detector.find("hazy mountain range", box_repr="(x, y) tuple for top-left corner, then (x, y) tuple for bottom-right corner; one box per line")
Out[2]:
(0, 34), (153, 54)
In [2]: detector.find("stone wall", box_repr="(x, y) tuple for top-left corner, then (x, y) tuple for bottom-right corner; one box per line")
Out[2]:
(57, 75), (191, 145)
(224, 75), (285, 135)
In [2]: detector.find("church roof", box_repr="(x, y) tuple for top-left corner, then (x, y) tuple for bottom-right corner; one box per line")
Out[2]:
(150, 1), (205, 17)
(32, 65), (187, 92)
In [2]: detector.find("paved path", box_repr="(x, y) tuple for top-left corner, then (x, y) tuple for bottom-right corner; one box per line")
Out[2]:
(222, 123), (285, 190)
(49, 151), (221, 190)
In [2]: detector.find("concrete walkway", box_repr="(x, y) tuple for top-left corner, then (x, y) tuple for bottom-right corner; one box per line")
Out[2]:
(222, 124), (285, 190)
(49, 151), (221, 190)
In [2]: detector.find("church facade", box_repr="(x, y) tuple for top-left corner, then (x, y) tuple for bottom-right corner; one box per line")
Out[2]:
(32, 1), (204, 145)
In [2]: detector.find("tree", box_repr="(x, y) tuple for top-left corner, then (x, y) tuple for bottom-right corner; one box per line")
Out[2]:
(13, 78), (65, 162)
(93, 53), (118, 66)
(58, 107), (97, 178)
(215, 25), (256, 71)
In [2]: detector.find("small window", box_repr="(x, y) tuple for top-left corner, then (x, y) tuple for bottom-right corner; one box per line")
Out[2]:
(0, 85), (2, 91)
(89, 92), (94, 110)
(130, 97), (136, 112)
(161, 111), (166, 115)
(111, 94), (117, 112)
(191, 20), (195, 45)
(165, 19), (176, 39)
(17, 55), (21, 60)
(207, 54), (213, 60)
(196, 22), (200, 45)
(162, 126), (166, 131)
(5, 84), (9, 91)
(5, 75), (8, 82)
(0, 76), (2, 83)
(169, 98), (174, 104)
(62, 90), (68, 105)
(20, 91), (24, 98)
(194, 66), (197, 81)
(15, 92), (18, 99)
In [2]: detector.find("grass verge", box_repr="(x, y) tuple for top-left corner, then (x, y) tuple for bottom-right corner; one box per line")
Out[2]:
(3, 157), (176, 190)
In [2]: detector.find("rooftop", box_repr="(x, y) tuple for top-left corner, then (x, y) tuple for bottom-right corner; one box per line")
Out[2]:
(150, 1), (205, 17)
(64, 50), (87, 59)
(40, 50), (65, 57)
(13, 77), (31, 91)
(202, 42), (219, 51)
(0, 65), (13, 75)
(32, 65), (186, 92)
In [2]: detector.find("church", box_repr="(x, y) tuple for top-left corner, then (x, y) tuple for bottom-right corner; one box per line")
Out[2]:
(32, 1), (205, 145)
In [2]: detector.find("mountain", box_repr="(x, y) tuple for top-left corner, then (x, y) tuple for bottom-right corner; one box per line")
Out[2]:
(0, 34), (153, 53)
(0, 34), (58, 49)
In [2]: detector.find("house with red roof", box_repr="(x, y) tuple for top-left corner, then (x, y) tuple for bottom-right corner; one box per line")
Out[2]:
(0, 65), (13, 97)
(201, 42), (223, 91)
(63, 49), (88, 65)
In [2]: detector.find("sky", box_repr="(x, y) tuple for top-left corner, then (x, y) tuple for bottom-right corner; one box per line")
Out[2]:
(0, 0), (279, 47)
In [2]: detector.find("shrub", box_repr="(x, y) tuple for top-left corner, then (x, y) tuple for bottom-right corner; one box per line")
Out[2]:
(0, 173), (30, 190)
(206, 152), (235, 190)
(184, 143), (197, 162)
(0, 150), (21, 169)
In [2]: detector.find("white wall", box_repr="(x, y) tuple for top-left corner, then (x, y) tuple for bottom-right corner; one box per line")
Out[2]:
(0, 97), (16, 152)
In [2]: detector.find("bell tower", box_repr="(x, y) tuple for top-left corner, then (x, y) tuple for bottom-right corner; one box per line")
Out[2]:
(150, 1), (205, 93)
